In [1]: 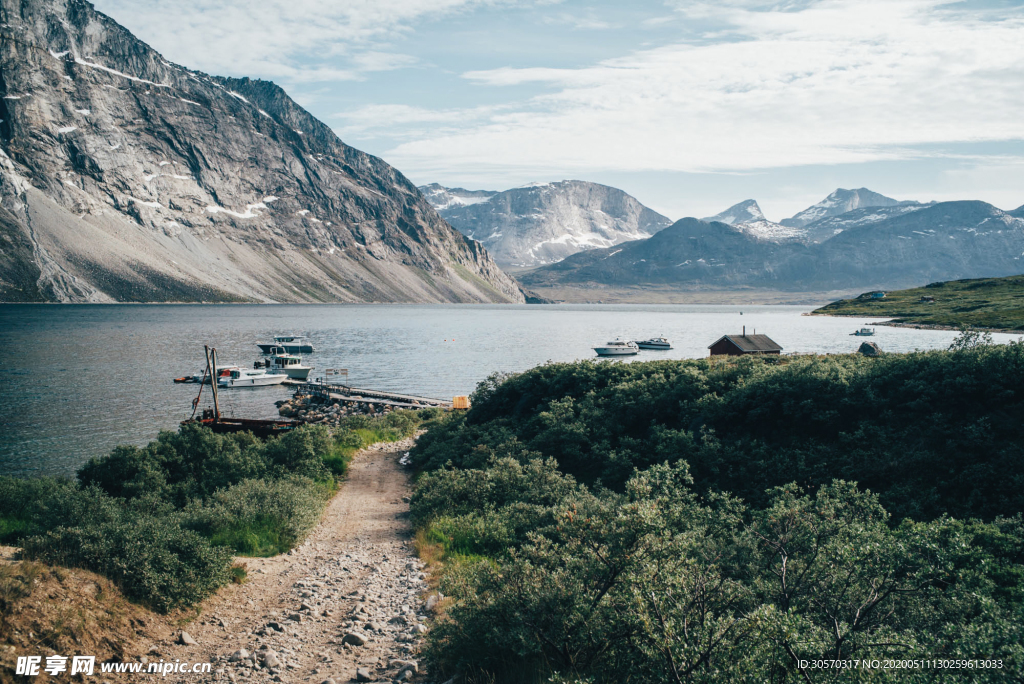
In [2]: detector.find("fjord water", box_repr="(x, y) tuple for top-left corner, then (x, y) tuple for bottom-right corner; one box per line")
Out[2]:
(2, 303), (1018, 477)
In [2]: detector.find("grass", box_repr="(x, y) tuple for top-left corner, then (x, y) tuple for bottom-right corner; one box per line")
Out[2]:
(209, 516), (294, 557)
(0, 516), (31, 544)
(813, 274), (1024, 330)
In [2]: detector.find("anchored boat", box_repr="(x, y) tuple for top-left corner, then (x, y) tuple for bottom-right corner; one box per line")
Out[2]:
(260, 349), (313, 380)
(181, 345), (297, 438)
(636, 337), (672, 350)
(594, 339), (639, 356)
(852, 327), (876, 336)
(257, 335), (315, 354)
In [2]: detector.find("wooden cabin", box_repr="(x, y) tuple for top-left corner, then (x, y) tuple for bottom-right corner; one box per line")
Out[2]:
(708, 330), (783, 357)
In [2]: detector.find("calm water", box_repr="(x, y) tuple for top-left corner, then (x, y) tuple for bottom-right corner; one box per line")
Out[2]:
(1, 304), (1019, 477)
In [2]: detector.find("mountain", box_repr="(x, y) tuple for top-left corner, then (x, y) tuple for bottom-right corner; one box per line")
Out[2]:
(781, 188), (904, 228)
(421, 180), (673, 268)
(801, 203), (933, 244)
(418, 183), (497, 211)
(701, 199), (764, 225)
(0, 0), (523, 303)
(520, 201), (1024, 292)
(701, 199), (806, 242)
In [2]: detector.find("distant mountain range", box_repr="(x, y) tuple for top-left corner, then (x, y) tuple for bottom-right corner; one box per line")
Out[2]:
(0, 0), (523, 303)
(419, 181), (672, 268)
(699, 189), (934, 245)
(521, 200), (1024, 292)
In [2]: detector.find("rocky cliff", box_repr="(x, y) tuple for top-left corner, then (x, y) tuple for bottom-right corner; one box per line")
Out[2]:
(422, 180), (672, 268)
(0, 0), (524, 303)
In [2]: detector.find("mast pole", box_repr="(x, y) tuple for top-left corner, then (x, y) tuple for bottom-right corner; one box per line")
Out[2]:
(211, 347), (220, 420)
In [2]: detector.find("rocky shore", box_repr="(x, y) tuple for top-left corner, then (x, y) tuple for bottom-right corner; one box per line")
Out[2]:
(277, 394), (399, 425)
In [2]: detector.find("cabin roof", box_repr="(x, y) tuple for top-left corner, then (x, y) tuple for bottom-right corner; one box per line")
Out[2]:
(708, 334), (783, 352)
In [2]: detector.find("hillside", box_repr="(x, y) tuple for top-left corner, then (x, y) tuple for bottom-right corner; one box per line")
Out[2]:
(0, 0), (523, 303)
(409, 350), (1024, 682)
(421, 180), (672, 268)
(813, 274), (1024, 330)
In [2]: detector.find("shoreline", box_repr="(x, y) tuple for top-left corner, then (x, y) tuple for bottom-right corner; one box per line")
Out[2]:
(810, 312), (1024, 335)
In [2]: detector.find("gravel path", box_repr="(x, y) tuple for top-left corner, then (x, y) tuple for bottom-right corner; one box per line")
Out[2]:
(154, 438), (436, 684)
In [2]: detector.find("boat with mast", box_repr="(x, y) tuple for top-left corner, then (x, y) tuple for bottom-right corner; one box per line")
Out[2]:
(182, 345), (297, 438)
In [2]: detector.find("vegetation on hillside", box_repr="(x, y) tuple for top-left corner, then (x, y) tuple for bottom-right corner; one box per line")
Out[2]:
(813, 274), (1024, 330)
(409, 344), (1024, 682)
(0, 411), (423, 612)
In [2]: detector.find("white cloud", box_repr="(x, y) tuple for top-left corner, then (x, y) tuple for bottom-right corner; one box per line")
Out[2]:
(384, 0), (1024, 177)
(91, 0), (484, 81)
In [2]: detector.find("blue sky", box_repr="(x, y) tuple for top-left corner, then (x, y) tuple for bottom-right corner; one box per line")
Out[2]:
(93, 0), (1024, 221)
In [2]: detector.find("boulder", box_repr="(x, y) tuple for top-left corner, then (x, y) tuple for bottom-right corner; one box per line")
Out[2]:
(355, 668), (373, 683)
(178, 631), (198, 646)
(341, 632), (368, 646)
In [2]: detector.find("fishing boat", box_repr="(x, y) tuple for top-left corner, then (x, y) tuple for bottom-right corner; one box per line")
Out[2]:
(257, 335), (315, 354)
(181, 346), (297, 438)
(218, 368), (288, 388)
(259, 349), (313, 380)
(594, 339), (639, 356)
(852, 327), (876, 336)
(636, 337), (672, 350)
(173, 365), (239, 384)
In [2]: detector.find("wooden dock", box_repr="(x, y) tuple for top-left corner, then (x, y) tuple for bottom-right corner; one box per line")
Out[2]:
(285, 379), (452, 409)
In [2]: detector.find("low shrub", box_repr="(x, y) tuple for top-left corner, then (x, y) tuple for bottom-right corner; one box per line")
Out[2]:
(23, 515), (232, 613)
(183, 476), (334, 556)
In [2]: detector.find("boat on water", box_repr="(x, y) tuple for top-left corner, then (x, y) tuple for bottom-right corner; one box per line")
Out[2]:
(173, 365), (240, 383)
(258, 351), (313, 381)
(218, 368), (288, 388)
(257, 335), (315, 354)
(852, 327), (876, 336)
(594, 339), (639, 356)
(186, 409), (298, 438)
(636, 337), (672, 350)
(182, 345), (297, 438)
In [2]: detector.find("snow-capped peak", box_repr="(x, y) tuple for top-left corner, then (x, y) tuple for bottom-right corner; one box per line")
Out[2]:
(701, 199), (766, 226)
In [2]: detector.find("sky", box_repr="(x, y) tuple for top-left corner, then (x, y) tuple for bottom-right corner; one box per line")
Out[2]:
(92, 0), (1024, 221)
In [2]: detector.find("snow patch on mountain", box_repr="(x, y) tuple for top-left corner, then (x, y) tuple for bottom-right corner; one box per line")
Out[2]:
(424, 180), (672, 268)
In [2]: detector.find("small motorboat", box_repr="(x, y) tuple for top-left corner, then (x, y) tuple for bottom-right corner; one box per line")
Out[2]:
(174, 365), (240, 383)
(594, 339), (639, 356)
(218, 368), (288, 388)
(852, 327), (876, 336)
(257, 335), (315, 354)
(636, 337), (672, 350)
(257, 350), (313, 381)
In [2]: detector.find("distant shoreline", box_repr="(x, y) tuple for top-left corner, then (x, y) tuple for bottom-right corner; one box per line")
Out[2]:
(810, 312), (1024, 335)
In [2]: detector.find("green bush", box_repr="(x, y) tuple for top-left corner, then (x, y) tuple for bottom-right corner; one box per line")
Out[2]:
(3, 414), (426, 612)
(412, 353), (1024, 682)
(412, 346), (1024, 521)
(183, 476), (333, 556)
(23, 515), (232, 613)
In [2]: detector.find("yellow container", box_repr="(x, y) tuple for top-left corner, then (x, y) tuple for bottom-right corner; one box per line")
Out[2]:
(452, 396), (471, 410)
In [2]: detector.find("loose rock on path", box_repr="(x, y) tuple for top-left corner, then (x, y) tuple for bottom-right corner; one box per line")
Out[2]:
(154, 438), (439, 684)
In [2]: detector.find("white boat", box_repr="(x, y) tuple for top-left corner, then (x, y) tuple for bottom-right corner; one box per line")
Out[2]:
(594, 339), (639, 356)
(257, 336), (315, 354)
(852, 327), (876, 336)
(218, 368), (288, 388)
(258, 352), (313, 381)
(636, 337), (672, 350)
(185, 365), (240, 383)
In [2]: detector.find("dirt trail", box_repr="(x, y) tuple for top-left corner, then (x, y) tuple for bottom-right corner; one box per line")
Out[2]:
(155, 438), (435, 684)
